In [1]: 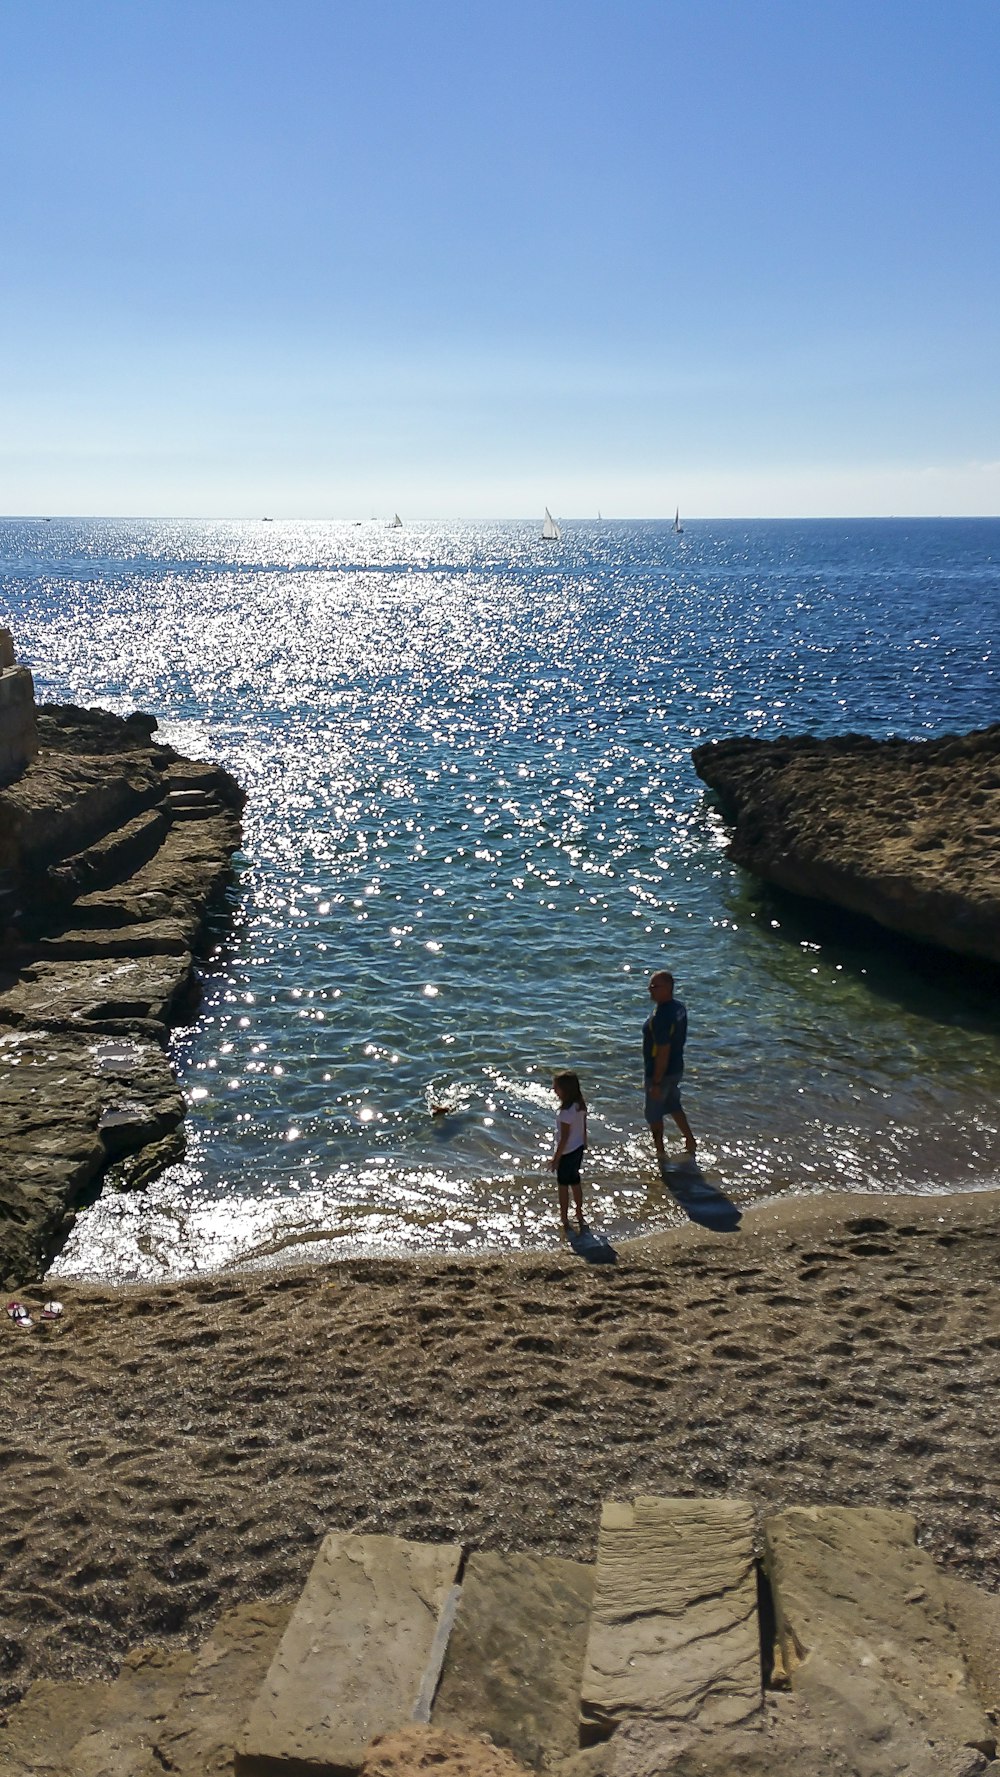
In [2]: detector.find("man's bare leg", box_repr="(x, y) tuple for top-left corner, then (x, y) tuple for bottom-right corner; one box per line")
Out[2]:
(671, 1107), (697, 1155)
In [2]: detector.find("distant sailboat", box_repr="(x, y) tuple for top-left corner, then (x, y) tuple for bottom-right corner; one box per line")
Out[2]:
(390, 513), (403, 528)
(542, 507), (562, 541)
(673, 507), (683, 535)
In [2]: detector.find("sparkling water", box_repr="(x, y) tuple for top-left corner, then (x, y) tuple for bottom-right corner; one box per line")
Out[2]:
(3, 516), (998, 1278)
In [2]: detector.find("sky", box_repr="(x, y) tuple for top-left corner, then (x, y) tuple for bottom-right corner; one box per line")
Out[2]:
(1, 0), (998, 519)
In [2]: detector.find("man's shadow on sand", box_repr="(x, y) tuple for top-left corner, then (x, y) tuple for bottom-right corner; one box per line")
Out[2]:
(657, 1158), (742, 1232)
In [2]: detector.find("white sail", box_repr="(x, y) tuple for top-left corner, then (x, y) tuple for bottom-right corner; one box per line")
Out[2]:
(542, 507), (562, 541)
(674, 507), (683, 534)
(391, 513), (402, 527)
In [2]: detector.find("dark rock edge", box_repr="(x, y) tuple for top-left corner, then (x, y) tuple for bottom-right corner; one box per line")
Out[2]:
(0, 702), (245, 1286)
(692, 725), (1000, 967)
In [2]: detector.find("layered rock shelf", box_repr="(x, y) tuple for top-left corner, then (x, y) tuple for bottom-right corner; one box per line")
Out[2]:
(0, 656), (244, 1285)
(692, 726), (1000, 966)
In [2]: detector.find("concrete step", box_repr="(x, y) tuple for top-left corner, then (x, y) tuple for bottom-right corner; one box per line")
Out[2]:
(579, 1495), (762, 1744)
(432, 1551), (594, 1770)
(236, 1533), (464, 1776)
(764, 1505), (996, 1768)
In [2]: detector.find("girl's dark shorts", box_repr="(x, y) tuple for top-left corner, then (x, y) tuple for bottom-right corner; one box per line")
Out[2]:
(557, 1146), (585, 1186)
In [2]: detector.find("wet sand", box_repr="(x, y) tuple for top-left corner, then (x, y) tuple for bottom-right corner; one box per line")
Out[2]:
(2, 1189), (998, 1710)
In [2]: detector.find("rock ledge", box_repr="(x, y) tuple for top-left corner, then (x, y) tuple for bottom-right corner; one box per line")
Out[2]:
(0, 689), (244, 1285)
(692, 726), (1000, 966)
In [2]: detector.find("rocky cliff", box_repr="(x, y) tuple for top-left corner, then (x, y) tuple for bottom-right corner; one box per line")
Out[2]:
(691, 726), (1000, 967)
(0, 687), (244, 1286)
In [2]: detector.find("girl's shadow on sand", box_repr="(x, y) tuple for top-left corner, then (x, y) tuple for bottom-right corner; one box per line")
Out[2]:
(659, 1159), (743, 1232)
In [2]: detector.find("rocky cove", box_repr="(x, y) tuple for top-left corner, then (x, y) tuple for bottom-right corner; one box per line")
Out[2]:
(4, 633), (1000, 1289)
(0, 631), (244, 1287)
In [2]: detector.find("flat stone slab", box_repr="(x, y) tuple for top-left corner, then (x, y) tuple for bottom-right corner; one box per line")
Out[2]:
(237, 1534), (464, 1777)
(579, 1496), (761, 1743)
(0, 953), (191, 1027)
(764, 1505), (995, 1766)
(433, 1551), (595, 1769)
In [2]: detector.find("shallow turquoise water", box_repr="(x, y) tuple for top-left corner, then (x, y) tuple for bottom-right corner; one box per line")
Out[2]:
(2, 517), (999, 1277)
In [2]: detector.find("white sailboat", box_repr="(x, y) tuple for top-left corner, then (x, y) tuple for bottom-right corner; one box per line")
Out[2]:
(673, 507), (683, 535)
(542, 507), (562, 541)
(390, 513), (403, 528)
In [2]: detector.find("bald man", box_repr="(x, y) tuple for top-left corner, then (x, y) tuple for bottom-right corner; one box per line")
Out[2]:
(642, 970), (696, 1162)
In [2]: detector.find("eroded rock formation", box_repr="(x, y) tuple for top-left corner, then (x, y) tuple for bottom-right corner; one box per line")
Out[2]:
(0, 677), (244, 1285)
(691, 727), (1000, 966)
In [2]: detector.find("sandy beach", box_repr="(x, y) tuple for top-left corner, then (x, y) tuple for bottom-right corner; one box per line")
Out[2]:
(2, 1187), (998, 1714)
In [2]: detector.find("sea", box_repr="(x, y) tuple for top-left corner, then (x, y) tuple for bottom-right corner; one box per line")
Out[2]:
(2, 516), (998, 1281)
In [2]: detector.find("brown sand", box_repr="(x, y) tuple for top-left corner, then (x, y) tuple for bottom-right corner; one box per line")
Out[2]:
(2, 1190), (998, 1712)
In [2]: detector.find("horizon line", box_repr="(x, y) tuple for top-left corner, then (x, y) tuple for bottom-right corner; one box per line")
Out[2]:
(3, 512), (999, 525)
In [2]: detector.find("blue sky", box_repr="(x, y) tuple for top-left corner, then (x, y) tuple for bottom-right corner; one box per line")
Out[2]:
(1, 0), (998, 517)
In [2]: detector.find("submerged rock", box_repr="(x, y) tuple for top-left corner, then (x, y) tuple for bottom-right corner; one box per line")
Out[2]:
(692, 726), (1000, 967)
(0, 684), (244, 1285)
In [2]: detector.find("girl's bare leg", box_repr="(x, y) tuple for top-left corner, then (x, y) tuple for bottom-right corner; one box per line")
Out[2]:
(558, 1183), (570, 1233)
(572, 1182), (584, 1230)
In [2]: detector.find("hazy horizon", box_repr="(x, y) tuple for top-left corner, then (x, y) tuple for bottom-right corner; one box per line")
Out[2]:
(5, 512), (1000, 526)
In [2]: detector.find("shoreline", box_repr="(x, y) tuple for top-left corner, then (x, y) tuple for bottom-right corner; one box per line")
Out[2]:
(3, 1184), (998, 1710)
(48, 1172), (1000, 1289)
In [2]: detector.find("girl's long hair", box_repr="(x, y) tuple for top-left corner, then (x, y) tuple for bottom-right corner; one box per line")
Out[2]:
(553, 1070), (586, 1111)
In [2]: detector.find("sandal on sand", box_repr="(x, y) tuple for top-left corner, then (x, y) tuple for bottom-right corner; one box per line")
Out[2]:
(42, 1301), (63, 1321)
(5, 1301), (33, 1328)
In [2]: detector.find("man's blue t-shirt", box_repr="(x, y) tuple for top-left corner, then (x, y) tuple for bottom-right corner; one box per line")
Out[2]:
(642, 999), (687, 1080)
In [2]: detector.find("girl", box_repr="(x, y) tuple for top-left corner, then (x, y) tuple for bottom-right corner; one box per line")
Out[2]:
(550, 1071), (587, 1236)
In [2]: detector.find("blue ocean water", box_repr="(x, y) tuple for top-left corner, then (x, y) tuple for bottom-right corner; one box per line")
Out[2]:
(2, 516), (998, 1279)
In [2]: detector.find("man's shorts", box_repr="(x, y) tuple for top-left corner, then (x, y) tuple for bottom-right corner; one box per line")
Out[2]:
(644, 1074), (683, 1125)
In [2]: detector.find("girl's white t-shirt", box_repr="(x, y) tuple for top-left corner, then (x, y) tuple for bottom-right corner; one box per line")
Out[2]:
(556, 1102), (586, 1150)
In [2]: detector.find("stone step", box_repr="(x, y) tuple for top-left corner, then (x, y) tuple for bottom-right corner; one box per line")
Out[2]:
(764, 1504), (996, 1767)
(0, 868), (19, 918)
(0, 1600), (292, 1777)
(166, 787), (215, 806)
(73, 810), (242, 922)
(167, 795), (226, 821)
(32, 918), (192, 961)
(165, 761), (237, 797)
(0, 1645), (196, 1777)
(43, 888), (179, 929)
(579, 1495), (762, 1744)
(150, 1599), (294, 1777)
(0, 950), (196, 1030)
(38, 806), (169, 905)
(236, 1533), (464, 1776)
(432, 1551), (594, 1770)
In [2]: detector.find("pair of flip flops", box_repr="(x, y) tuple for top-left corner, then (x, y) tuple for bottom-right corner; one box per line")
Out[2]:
(5, 1300), (62, 1328)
